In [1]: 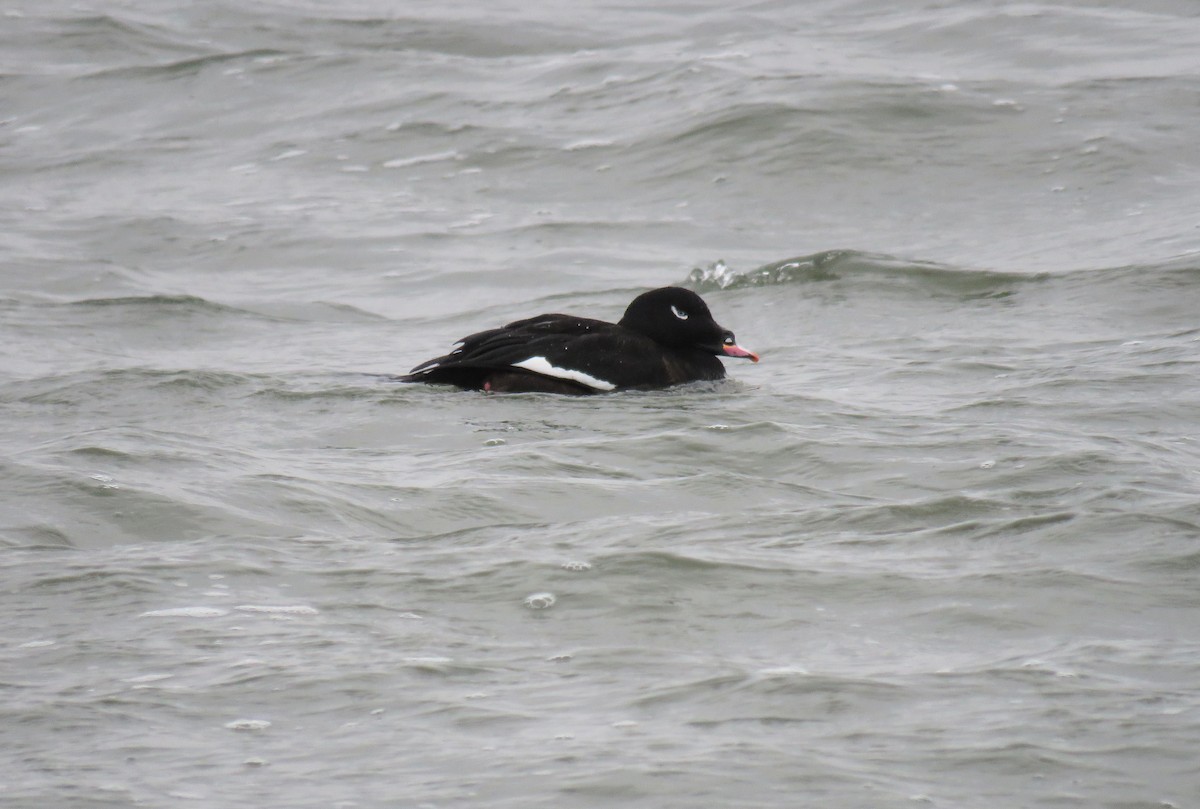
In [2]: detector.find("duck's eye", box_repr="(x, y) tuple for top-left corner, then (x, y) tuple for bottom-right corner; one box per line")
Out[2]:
(671, 305), (689, 320)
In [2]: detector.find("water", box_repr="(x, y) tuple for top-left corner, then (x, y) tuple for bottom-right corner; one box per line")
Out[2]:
(3, 1), (1200, 807)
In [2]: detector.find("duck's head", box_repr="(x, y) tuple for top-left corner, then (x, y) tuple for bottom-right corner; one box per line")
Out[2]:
(619, 287), (759, 362)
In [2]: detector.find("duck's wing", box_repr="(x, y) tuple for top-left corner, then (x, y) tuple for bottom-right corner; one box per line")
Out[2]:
(403, 315), (635, 391)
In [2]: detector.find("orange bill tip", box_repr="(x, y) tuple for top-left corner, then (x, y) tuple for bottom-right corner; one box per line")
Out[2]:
(722, 344), (759, 363)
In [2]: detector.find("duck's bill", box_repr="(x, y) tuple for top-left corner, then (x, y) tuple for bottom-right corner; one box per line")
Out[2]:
(722, 344), (760, 363)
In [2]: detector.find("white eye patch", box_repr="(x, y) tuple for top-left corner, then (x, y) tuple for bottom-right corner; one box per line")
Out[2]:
(671, 305), (689, 320)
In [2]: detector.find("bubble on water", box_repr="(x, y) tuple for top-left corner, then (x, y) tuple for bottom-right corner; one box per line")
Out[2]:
(141, 607), (228, 618)
(90, 473), (119, 490)
(225, 718), (271, 731)
(547, 653), (572, 663)
(705, 424), (730, 431)
(561, 560), (591, 572)
(979, 459), (996, 469)
(483, 438), (506, 447)
(524, 592), (556, 609)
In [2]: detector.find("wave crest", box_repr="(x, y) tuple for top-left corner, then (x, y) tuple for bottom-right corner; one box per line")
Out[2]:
(687, 250), (1048, 297)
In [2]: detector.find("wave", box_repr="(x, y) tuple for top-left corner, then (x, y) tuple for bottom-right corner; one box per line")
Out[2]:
(67, 293), (241, 311)
(56, 294), (385, 325)
(686, 250), (1048, 296)
(0, 368), (259, 405)
(79, 49), (296, 82)
(684, 249), (1200, 296)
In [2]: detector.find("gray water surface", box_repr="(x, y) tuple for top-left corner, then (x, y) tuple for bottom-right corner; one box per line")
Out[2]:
(3, 2), (1200, 807)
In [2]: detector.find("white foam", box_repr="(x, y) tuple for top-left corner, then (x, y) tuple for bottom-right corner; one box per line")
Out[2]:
(234, 604), (319, 615)
(511, 357), (615, 391)
(383, 150), (459, 168)
(125, 673), (174, 684)
(564, 138), (614, 151)
(140, 607), (228, 618)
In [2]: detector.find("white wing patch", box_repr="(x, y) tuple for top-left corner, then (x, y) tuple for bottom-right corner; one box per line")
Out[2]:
(512, 356), (616, 391)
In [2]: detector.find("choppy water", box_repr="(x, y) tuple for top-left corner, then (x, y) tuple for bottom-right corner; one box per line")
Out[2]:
(3, 2), (1200, 807)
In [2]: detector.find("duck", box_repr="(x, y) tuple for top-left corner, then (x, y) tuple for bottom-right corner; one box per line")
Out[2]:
(400, 286), (758, 394)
